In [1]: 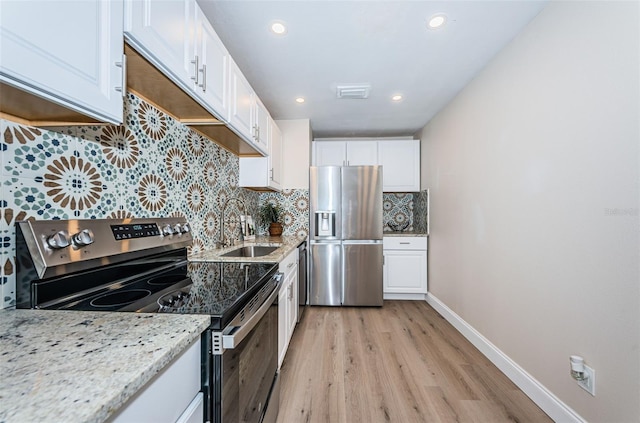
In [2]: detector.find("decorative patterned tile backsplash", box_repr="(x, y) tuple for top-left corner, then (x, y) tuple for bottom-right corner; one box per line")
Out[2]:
(259, 189), (309, 238)
(382, 191), (429, 233)
(0, 91), (425, 308)
(0, 93), (308, 309)
(383, 193), (414, 231)
(412, 190), (429, 233)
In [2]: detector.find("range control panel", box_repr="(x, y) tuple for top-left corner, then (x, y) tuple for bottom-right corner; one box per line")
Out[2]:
(111, 223), (161, 240)
(17, 217), (192, 279)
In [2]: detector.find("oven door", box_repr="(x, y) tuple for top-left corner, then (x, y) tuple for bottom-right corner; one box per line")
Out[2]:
(213, 277), (281, 423)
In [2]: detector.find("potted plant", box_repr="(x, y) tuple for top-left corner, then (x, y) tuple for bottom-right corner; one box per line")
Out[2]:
(258, 202), (284, 236)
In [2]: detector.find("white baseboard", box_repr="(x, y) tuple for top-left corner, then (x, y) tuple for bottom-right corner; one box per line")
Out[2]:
(426, 293), (585, 423)
(384, 293), (427, 301)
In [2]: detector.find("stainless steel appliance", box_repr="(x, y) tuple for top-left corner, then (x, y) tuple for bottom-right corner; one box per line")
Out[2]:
(309, 166), (383, 306)
(15, 217), (281, 423)
(297, 240), (307, 322)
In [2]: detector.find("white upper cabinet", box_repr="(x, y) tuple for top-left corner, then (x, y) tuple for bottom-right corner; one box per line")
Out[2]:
(125, 0), (271, 155)
(228, 57), (256, 145)
(193, 5), (229, 120)
(313, 140), (378, 166)
(269, 119), (283, 190)
(124, 0), (195, 92)
(0, 0), (125, 124)
(378, 140), (420, 191)
(313, 141), (346, 166)
(253, 97), (270, 154)
(239, 117), (282, 191)
(346, 141), (378, 165)
(313, 139), (420, 192)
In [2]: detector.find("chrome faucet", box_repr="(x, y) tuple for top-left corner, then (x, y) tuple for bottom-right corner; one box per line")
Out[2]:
(220, 197), (247, 248)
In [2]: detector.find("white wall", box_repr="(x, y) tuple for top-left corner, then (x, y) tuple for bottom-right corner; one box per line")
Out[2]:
(276, 119), (311, 189)
(418, 1), (639, 422)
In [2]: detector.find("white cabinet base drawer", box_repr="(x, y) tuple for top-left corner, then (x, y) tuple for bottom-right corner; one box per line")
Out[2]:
(383, 237), (427, 250)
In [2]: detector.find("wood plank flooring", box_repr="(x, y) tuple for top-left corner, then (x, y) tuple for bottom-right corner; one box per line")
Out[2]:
(277, 301), (552, 423)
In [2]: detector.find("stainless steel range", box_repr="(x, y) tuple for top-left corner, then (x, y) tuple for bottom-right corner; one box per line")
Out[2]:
(15, 217), (282, 423)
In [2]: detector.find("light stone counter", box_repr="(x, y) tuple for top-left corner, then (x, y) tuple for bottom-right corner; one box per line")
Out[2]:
(0, 309), (210, 423)
(383, 231), (428, 237)
(189, 235), (306, 263)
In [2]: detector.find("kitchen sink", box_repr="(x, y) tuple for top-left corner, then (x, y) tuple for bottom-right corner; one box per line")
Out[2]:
(220, 246), (279, 258)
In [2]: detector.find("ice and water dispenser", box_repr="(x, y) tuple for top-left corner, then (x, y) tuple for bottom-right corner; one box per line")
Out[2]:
(314, 211), (336, 237)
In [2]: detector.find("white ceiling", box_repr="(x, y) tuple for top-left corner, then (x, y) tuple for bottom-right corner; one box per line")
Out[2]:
(198, 0), (548, 138)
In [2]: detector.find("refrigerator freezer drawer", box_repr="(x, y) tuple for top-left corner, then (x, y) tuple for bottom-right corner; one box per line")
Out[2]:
(309, 243), (342, 306)
(342, 242), (383, 306)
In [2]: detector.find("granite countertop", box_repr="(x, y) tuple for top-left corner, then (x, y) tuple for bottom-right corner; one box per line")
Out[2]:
(0, 309), (210, 423)
(383, 231), (428, 237)
(189, 235), (306, 263)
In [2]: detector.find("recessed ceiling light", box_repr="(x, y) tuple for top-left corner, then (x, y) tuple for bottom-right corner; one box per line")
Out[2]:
(295, 97), (305, 104)
(392, 95), (403, 102)
(427, 14), (447, 29)
(270, 21), (287, 35)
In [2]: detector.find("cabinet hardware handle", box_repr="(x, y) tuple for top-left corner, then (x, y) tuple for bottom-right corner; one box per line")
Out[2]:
(115, 54), (127, 98)
(399, 242), (410, 244)
(191, 56), (199, 84)
(198, 64), (207, 92)
(287, 262), (294, 268)
(270, 168), (274, 181)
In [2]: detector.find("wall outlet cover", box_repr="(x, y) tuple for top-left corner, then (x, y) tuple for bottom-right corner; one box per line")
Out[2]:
(577, 364), (596, 396)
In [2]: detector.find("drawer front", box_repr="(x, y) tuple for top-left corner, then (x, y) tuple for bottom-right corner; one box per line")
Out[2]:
(383, 237), (427, 250)
(279, 249), (298, 276)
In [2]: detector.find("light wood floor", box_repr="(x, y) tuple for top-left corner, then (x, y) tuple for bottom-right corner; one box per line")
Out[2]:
(277, 301), (553, 423)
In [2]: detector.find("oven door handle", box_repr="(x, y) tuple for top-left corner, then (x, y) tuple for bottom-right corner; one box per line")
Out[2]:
(222, 274), (282, 349)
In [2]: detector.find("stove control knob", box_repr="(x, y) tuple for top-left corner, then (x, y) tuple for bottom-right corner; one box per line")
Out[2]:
(73, 229), (95, 247)
(181, 223), (190, 233)
(46, 231), (71, 249)
(173, 224), (182, 234)
(162, 224), (174, 236)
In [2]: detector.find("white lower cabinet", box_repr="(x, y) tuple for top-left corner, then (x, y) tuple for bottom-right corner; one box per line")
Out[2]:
(109, 338), (202, 423)
(383, 237), (427, 300)
(278, 249), (298, 368)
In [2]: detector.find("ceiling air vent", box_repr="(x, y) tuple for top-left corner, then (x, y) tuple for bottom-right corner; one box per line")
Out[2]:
(336, 84), (371, 99)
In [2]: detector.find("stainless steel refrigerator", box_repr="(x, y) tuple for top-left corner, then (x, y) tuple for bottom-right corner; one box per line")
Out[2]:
(309, 166), (383, 306)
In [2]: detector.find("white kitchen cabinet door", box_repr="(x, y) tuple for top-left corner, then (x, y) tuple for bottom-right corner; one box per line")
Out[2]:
(286, 268), (298, 345)
(278, 250), (299, 368)
(269, 119), (283, 190)
(111, 339), (202, 423)
(124, 0), (195, 92)
(383, 250), (427, 294)
(277, 278), (289, 369)
(238, 118), (282, 191)
(346, 141), (378, 166)
(378, 140), (420, 192)
(313, 141), (347, 166)
(1, 0), (124, 124)
(193, 4), (229, 121)
(228, 58), (256, 145)
(253, 97), (270, 154)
